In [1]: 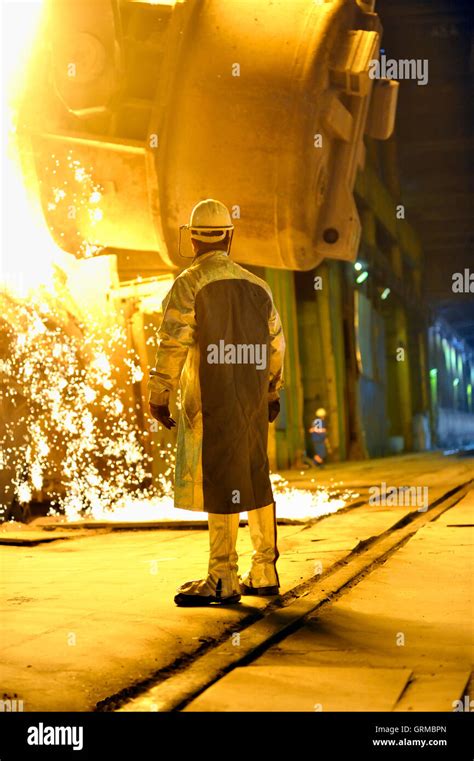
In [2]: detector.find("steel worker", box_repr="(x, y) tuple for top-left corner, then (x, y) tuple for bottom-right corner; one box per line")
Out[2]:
(148, 199), (286, 606)
(309, 407), (329, 466)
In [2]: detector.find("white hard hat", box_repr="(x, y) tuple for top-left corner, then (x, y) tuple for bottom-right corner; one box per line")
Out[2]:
(187, 198), (234, 242)
(315, 407), (326, 417)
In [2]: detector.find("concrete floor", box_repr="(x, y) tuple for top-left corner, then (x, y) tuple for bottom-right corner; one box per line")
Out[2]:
(185, 491), (474, 712)
(0, 452), (472, 711)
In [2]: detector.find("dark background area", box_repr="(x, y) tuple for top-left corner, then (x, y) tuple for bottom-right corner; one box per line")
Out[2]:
(377, 0), (474, 346)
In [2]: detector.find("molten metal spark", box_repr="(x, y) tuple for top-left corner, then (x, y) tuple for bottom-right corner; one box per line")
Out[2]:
(0, 294), (156, 521)
(61, 473), (356, 524)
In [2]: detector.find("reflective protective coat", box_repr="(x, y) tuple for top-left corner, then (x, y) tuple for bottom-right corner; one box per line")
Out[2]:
(148, 251), (285, 514)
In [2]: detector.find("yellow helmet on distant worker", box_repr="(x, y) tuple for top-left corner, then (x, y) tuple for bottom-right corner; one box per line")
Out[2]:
(315, 407), (326, 417)
(188, 198), (234, 242)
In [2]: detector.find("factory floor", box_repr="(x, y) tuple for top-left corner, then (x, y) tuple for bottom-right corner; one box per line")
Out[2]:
(183, 487), (474, 712)
(0, 451), (472, 712)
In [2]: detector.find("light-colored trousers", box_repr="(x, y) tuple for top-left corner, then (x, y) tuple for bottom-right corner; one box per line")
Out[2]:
(207, 503), (279, 596)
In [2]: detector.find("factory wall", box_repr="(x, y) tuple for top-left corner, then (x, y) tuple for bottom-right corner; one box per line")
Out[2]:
(428, 323), (474, 449)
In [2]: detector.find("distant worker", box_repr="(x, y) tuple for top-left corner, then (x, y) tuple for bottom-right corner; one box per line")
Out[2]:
(309, 407), (329, 467)
(148, 199), (286, 607)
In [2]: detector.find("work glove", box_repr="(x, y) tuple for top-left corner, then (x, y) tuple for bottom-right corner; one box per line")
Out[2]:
(149, 403), (176, 430)
(268, 399), (280, 423)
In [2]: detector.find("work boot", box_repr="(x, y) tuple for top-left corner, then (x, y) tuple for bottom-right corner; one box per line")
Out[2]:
(174, 512), (241, 607)
(174, 577), (241, 607)
(240, 503), (280, 596)
(239, 573), (279, 597)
